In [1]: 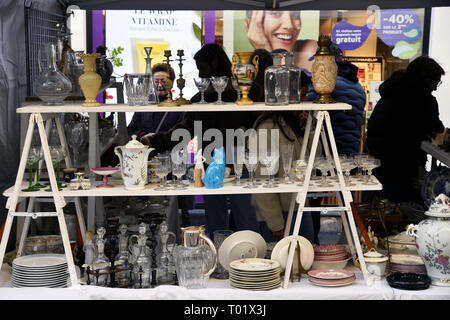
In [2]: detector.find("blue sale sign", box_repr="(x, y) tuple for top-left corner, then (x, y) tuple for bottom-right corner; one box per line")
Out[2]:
(331, 21), (372, 50)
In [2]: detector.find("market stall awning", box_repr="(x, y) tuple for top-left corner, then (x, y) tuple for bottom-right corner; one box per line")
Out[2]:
(59, 0), (450, 10)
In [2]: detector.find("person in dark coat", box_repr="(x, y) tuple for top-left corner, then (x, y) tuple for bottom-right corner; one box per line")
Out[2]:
(307, 42), (366, 156)
(366, 56), (445, 204)
(127, 63), (184, 139)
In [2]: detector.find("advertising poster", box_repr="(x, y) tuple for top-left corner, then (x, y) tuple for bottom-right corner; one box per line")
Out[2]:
(105, 10), (202, 102)
(233, 10), (320, 73)
(343, 56), (383, 96)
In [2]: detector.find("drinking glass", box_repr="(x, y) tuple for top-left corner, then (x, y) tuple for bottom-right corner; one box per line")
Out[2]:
(280, 143), (294, 184)
(244, 151), (258, 189)
(211, 230), (234, 279)
(340, 155), (357, 186)
(363, 157), (380, 185)
(294, 159), (307, 185)
(194, 77), (210, 104)
(210, 76), (228, 105)
(154, 154), (171, 191)
(354, 153), (369, 180)
(124, 73), (152, 106)
(45, 146), (63, 191)
(316, 157), (332, 187)
(232, 147), (244, 186)
(32, 147), (46, 189)
(231, 78), (241, 103)
(22, 147), (41, 192)
(66, 120), (87, 168)
(259, 152), (279, 188)
(171, 150), (188, 190)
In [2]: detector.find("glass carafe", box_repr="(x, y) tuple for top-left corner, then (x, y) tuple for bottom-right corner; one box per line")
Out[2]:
(264, 53), (289, 106)
(174, 226), (217, 289)
(114, 224), (131, 286)
(92, 234), (110, 286)
(132, 223), (151, 288)
(156, 221), (176, 285)
(144, 47), (159, 104)
(285, 52), (301, 104)
(34, 42), (72, 105)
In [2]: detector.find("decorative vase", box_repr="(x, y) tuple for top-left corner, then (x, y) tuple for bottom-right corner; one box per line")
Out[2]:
(231, 52), (259, 105)
(407, 194), (450, 286)
(34, 42), (72, 105)
(77, 53), (102, 107)
(264, 52), (289, 106)
(311, 35), (337, 104)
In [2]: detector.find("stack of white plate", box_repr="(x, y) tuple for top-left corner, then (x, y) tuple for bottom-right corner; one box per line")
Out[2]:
(12, 254), (69, 288)
(229, 258), (281, 291)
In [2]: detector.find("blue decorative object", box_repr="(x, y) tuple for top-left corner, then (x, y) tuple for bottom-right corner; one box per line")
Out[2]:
(203, 147), (226, 189)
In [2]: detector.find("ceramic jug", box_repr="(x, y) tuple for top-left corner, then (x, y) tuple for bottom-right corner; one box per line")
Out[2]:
(114, 135), (154, 190)
(407, 194), (450, 286)
(174, 226), (217, 289)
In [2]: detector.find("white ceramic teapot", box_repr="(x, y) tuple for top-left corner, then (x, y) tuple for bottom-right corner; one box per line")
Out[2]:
(114, 135), (154, 190)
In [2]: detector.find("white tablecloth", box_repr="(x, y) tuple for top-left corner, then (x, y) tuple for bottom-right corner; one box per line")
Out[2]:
(0, 263), (448, 300)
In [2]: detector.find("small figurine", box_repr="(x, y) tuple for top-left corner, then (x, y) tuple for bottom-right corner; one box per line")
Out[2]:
(194, 148), (206, 188)
(83, 230), (95, 266)
(203, 147), (226, 189)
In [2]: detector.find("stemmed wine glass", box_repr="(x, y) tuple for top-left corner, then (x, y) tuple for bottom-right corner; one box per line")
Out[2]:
(259, 150), (279, 188)
(66, 119), (87, 168)
(244, 151), (258, 189)
(171, 149), (188, 190)
(210, 76), (228, 105)
(231, 78), (241, 103)
(340, 155), (357, 186)
(232, 147), (244, 186)
(22, 147), (41, 192)
(154, 154), (171, 191)
(45, 146), (63, 191)
(354, 153), (369, 180)
(194, 77), (210, 104)
(280, 143), (294, 184)
(316, 157), (332, 187)
(363, 157), (380, 185)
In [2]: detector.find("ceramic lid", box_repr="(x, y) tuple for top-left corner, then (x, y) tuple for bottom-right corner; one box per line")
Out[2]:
(425, 193), (450, 218)
(363, 248), (388, 262)
(124, 135), (148, 149)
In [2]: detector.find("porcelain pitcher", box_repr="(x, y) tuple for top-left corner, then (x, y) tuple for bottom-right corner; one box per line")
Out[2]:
(114, 135), (154, 190)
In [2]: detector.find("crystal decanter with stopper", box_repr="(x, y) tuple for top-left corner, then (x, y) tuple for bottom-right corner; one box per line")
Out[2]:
(284, 52), (301, 104)
(114, 224), (131, 286)
(264, 52), (289, 106)
(92, 227), (110, 286)
(156, 220), (176, 285)
(132, 223), (151, 288)
(144, 47), (159, 104)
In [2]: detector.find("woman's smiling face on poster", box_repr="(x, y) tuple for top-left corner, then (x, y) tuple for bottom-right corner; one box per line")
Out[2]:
(263, 11), (301, 51)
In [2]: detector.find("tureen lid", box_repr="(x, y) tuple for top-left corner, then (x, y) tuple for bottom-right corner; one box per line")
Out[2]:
(124, 135), (148, 149)
(363, 248), (388, 261)
(425, 193), (450, 217)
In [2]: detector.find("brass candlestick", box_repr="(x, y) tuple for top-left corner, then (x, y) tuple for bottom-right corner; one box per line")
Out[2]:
(158, 78), (178, 107)
(176, 49), (191, 105)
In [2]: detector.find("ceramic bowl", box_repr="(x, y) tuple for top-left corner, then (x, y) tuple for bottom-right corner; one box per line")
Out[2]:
(312, 255), (352, 270)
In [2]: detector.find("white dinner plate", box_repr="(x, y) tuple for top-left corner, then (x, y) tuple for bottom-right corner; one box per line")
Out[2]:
(13, 254), (67, 268)
(271, 236), (314, 272)
(229, 258), (280, 272)
(218, 230), (267, 271)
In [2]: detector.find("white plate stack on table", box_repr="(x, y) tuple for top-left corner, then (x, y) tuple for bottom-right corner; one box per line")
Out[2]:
(229, 258), (281, 291)
(311, 244), (352, 270)
(307, 269), (356, 287)
(12, 254), (69, 288)
(388, 254), (427, 274)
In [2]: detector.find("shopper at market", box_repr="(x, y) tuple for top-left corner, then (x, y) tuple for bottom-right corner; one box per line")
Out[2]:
(307, 42), (366, 156)
(142, 44), (271, 239)
(127, 63), (184, 139)
(366, 56), (445, 204)
(252, 111), (321, 243)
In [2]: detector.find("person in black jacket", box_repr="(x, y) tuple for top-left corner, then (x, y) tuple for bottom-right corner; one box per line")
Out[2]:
(141, 44), (272, 239)
(366, 56), (445, 204)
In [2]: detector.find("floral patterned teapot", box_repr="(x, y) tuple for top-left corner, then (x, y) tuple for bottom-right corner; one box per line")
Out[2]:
(114, 135), (154, 190)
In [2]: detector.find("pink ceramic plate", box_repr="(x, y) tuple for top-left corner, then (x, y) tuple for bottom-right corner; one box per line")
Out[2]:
(313, 244), (347, 254)
(308, 275), (356, 287)
(314, 252), (350, 261)
(308, 269), (355, 280)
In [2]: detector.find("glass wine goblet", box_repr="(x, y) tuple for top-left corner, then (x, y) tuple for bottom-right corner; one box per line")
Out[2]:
(210, 76), (228, 105)
(232, 147), (244, 186)
(316, 157), (332, 187)
(66, 120), (87, 168)
(22, 147), (41, 192)
(243, 151), (258, 189)
(194, 77), (211, 104)
(259, 151), (279, 188)
(154, 154), (171, 191)
(280, 143), (294, 184)
(231, 78), (241, 103)
(45, 146), (63, 191)
(32, 146), (46, 189)
(363, 158), (380, 185)
(171, 150), (188, 190)
(354, 153), (369, 180)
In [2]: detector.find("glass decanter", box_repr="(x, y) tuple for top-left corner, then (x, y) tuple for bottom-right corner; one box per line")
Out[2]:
(92, 230), (110, 286)
(144, 47), (159, 104)
(156, 221), (176, 285)
(34, 42), (72, 105)
(285, 52), (301, 104)
(264, 53), (289, 106)
(114, 224), (131, 286)
(132, 223), (151, 288)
